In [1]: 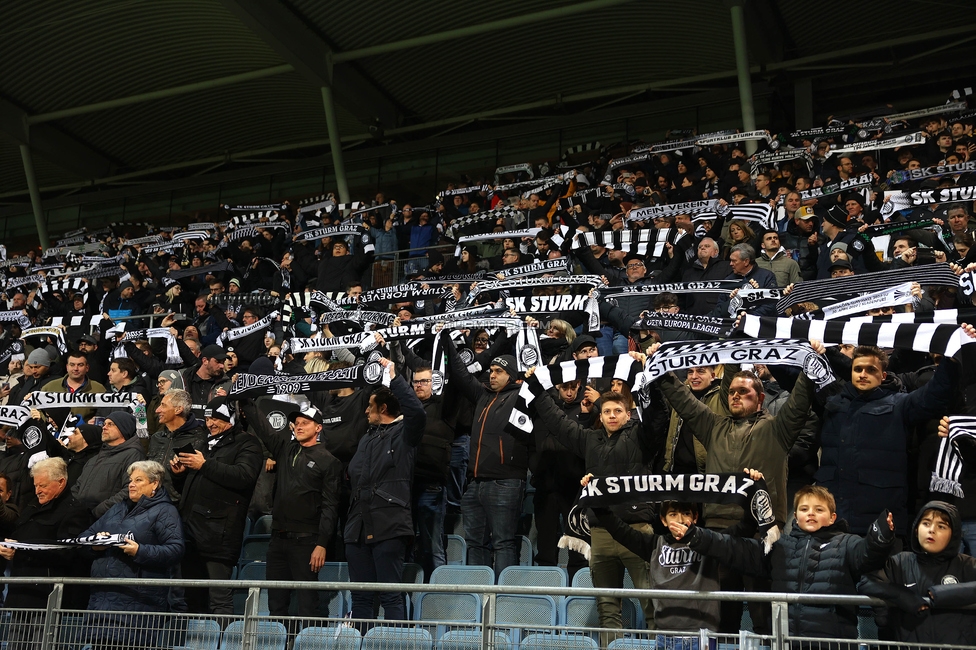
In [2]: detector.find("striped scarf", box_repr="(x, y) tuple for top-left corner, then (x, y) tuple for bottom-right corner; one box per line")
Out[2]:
(930, 416), (976, 498)
(739, 314), (976, 358)
(572, 228), (687, 258)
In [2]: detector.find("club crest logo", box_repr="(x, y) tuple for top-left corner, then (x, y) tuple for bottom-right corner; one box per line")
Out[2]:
(268, 411), (287, 431)
(750, 489), (775, 527)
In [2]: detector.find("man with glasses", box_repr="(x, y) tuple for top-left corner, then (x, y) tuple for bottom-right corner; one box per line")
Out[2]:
(408, 367), (455, 578)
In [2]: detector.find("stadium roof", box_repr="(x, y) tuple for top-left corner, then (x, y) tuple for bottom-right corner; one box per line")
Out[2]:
(1, 0), (973, 206)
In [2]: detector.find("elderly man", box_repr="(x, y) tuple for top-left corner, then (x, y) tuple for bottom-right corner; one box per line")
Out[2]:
(148, 389), (208, 499)
(171, 397), (262, 615)
(712, 244), (778, 317)
(681, 237), (732, 315)
(0, 457), (92, 632)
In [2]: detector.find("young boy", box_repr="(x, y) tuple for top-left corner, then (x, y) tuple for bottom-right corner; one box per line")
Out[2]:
(589, 469), (764, 637)
(858, 501), (976, 644)
(673, 485), (895, 641)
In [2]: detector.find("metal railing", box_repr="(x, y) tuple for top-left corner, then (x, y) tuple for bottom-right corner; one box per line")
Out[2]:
(2, 576), (972, 650)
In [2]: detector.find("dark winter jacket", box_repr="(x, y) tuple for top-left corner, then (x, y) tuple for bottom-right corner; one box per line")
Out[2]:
(5, 490), (93, 609)
(71, 436), (147, 518)
(320, 389), (372, 465)
(82, 487), (184, 612)
(315, 248), (373, 293)
(344, 375), (426, 544)
(445, 337), (532, 481)
(529, 388), (588, 494)
(414, 394), (456, 485)
(858, 501), (976, 645)
(816, 359), (958, 533)
(244, 401), (342, 548)
(146, 416), (209, 500)
(530, 390), (658, 525)
(173, 425), (263, 563)
(688, 512), (894, 639)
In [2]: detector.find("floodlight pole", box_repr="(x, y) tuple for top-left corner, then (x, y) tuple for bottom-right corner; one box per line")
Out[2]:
(321, 55), (351, 207)
(20, 143), (50, 250)
(728, 0), (758, 155)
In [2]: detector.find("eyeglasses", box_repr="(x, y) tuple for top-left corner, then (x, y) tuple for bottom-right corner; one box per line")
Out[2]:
(626, 262), (645, 269)
(412, 379), (432, 385)
(475, 337), (490, 344)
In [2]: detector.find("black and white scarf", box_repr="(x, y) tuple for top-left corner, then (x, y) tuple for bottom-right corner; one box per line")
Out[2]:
(602, 153), (652, 185)
(627, 200), (716, 222)
(36, 278), (88, 305)
(404, 272), (489, 285)
(819, 283), (916, 320)
(562, 473), (777, 559)
(168, 260), (234, 280)
(454, 229), (541, 256)
(317, 309), (396, 327)
(21, 326), (67, 354)
(22, 392), (138, 410)
(224, 203), (287, 213)
(602, 280), (743, 300)
(283, 290), (343, 320)
(572, 228), (686, 258)
(439, 185), (492, 199)
(798, 173), (874, 202)
(291, 225), (370, 247)
(113, 327), (182, 365)
(229, 364), (388, 398)
(844, 309), (976, 326)
(411, 304), (507, 323)
(631, 313), (736, 338)
(697, 130), (771, 146)
(638, 339), (836, 390)
(228, 211), (281, 227)
(141, 240), (184, 255)
(823, 132), (926, 158)
(122, 235), (163, 247)
(497, 291), (600, 330)
(0, 405), (31, 428)
(728, 288), (786, 316)
(930, 416), (976, 498)
(0, 339), (26, 366)
(858, 219), (951, 250)
(739, 314), (976, 358)
(494, 163), (534, 185)
(218, 311), (277, 346)
(445, 206), (525, 239)
(889, 161), (976, 186)
(776, 263), (959, 313)
(4, 274), (46, 291)
(0, 311), (33, 329)
(170, 230), (210, 242)
(750, 149), (814, 176)
(508, 354), (642, 434)
(497, 258), (572, 279)
(0, 532), (135, 552)
(881, 185), (976, 218)
(694, 204), (775, 231)
(335, 286), (449, 308)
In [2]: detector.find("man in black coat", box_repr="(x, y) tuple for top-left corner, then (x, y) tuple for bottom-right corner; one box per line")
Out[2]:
(242, 400), (342, 619)
(171, 397), (263, 615)
(0, 456), (92, 645)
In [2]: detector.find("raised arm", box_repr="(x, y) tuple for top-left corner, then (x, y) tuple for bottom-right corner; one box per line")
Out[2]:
(657, 373), (722, 449)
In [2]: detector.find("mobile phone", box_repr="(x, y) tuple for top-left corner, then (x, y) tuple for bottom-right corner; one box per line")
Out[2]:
(174, 443), (195, 456)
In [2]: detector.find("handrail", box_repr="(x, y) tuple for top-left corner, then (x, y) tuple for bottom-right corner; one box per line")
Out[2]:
(0, 576), (890, 607)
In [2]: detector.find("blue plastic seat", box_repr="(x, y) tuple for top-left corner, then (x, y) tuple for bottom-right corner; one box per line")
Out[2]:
(294, 625), (363, 650)
(519, 536), (532, 566)
(174, 618), (222, 650)
(446, 535), (466, 565)
(494, 594), (558, 647)
(571, 567), (644, 629)
(219, 620), (287, 650)
(429, 565), (495, 586)
(436, 629), (512, 650)
(498, 566), (567, 606)
(238, 537), (270, 568)
(361, 626), (432, 650)
(251, 514), (274, 536)
(521, 633), (599, 650)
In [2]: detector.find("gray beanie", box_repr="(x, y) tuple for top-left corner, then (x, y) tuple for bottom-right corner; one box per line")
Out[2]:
(27, 349), (51, 367)
(106, 411), (137, 440)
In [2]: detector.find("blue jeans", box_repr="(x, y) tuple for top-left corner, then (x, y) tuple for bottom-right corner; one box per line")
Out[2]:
(413, 482), (446, 580)
(461, 478), (524, 576)
(346, 537), (408, 622)
(597, 325), (615, 356)
(446, 436), (470, 508)
(656, 634), (699, 650)
(961, 519), (976, 555)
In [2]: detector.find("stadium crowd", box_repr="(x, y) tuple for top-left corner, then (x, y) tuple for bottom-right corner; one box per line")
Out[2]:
(1, 86), (976, 646)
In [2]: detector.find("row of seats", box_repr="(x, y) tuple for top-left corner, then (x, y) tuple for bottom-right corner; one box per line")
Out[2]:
(232, 564), (645, 633)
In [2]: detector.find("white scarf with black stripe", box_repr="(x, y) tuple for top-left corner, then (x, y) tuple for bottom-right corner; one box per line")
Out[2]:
(572, 228), (687, 258)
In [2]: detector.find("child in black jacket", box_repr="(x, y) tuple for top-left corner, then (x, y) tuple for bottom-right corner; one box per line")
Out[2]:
(858, 501), (976, 645)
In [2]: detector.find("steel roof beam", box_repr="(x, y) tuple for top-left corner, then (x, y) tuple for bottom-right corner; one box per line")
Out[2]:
(217, 0), (400, 129)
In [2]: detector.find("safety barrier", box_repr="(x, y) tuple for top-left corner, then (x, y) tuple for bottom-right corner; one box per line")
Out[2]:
(1, 576), (973, 650)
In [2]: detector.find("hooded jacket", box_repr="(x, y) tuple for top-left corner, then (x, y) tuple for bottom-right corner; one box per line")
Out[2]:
(82, 486), (184, 613)
(756, 246), (802, 288)
(173, 424), (263, 563)
(71, 436), (147, 517)
(445, 337), (532, 481)
(858, 501), (976, 644)
(688, 511), (894, 639)
(344, 375), (426, 544)
(662, 375), (731, 474)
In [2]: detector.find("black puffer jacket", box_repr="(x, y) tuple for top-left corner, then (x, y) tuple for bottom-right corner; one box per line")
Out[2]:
(172, 426), (263, 563)
(858, 501), (976, 645)
(344, 374), (426, 544)
(687, 512), (894, 640)
(146, 416), (209, 501)
(445, 337), (532, 481)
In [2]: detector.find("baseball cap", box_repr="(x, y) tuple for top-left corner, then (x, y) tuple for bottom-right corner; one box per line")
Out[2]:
(201, 344), (228, 361)
(796, 206), (816, 220)
(828, 259), (853, 272)
(570, 335), (598, 355)
(78, 334), (98, 345)
(289, 405), (324, 425)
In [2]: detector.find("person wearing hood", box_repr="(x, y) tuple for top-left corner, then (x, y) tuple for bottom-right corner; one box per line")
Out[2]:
(859, 500), (976, 645)
(680, 484), (895, 641)
(171, 397), (262, 615)
(64, 423), (105, 488)
(344, 358), (426, 622)
(147, 389), (208, 500)
(79, 460), (184, 648)
(814, 343), (965, 538)
(755, 229), (802, 288)
(147, 369), (184, 435)
(71, 411), (147, 517)
(444, 338), (530, 577)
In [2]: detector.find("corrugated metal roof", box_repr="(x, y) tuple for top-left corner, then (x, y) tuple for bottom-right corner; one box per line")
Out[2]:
(0, 0), (972, 201)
